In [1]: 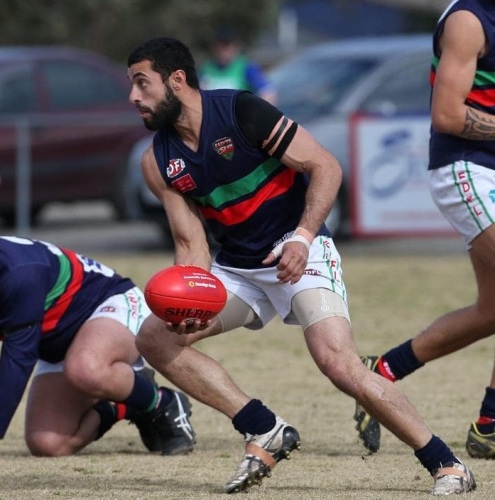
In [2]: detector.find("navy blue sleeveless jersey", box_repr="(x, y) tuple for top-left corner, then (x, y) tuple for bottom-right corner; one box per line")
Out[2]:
(0, 236), (134, 438)
(429, 0), (495, 170)
(152, 89), (327, 269)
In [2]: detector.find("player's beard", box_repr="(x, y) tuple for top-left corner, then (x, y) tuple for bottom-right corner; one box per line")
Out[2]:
(143, 83), (182, 131)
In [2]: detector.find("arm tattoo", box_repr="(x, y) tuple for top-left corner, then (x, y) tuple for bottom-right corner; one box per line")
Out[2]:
(462, 108), (495, 140)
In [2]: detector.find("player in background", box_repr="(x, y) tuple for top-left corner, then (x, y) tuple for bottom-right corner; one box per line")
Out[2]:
(199, 26), (277, 104)
(0, 236), (195, 456)
(354, 0), (495, 461)
(127, 36), (475, 495)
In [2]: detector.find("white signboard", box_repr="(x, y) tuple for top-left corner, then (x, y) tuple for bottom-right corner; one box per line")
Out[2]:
(350, 115), (456, 236)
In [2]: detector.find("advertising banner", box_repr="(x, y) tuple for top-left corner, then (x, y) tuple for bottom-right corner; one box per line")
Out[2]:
(350, 115), (456, 236)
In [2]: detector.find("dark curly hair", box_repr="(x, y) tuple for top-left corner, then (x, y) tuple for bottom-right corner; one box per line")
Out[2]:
(127, 37), (199, 89)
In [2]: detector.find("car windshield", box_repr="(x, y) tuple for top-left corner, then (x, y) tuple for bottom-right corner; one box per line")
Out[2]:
(271, 56), (379, 122)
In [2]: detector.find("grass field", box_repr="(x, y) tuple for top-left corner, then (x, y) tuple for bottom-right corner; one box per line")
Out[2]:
(2, 250), (495, 499)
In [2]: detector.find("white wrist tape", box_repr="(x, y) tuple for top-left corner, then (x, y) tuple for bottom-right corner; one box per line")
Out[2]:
(271, 234), (311, 259)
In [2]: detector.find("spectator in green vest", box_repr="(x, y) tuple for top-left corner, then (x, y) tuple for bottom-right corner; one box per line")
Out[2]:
(200, 26), (277, 104)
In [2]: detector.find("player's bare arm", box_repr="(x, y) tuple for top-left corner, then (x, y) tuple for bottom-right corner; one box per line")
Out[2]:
(235, 96), (341, 278)
(141, 146), (210, 268)
(278, 124), (342, 236)
(432, 10), (495, 139)
(262, 120), (343, 284)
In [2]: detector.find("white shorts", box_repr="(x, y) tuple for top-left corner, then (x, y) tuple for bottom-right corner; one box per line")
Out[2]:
(34, 286), (151, 376)
(212, 235), (349, 330)
(429, 162), (495, 249)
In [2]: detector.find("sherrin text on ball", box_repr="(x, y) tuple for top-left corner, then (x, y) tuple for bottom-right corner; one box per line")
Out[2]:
(144, 265), (227, 325)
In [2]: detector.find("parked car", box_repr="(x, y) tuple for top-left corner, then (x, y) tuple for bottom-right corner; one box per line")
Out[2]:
(129, 34), (432, 240)
(0, 45), (152, 227)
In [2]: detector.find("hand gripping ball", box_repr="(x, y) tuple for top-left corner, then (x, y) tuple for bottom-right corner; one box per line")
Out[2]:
(144, 265), (227, 325)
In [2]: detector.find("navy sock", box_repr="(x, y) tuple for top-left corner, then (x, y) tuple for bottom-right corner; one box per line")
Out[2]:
(122, 371), (159, 412)
(479, 387), (495, 420)
(232, 399), (276, 436)
(158, 387), (174, 407)
(414, 435), (457, 475)
(93, 400), (117, 440)
(382, 339), (424, 380)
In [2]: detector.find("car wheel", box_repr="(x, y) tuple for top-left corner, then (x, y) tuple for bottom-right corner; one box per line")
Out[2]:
(324, 187), (351, 240)
(112, 160), (144, 221)
(158, 216), (218, 250)
(1, 206), (43, 228)
(0, 210), (15, 228)
(158, 220), (175, 249)
(325, 192), (344, 238)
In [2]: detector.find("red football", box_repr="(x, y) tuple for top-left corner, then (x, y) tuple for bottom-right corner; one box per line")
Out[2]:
(144, 265), (227, 325)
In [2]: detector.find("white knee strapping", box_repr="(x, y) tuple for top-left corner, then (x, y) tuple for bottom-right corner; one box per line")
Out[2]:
(291, 288), (350, 330)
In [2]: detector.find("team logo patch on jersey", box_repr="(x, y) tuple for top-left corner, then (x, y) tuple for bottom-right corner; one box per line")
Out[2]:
(213, 137), (234, 160)
(167, 158), (186, 178)
(171, 174), (197, 193)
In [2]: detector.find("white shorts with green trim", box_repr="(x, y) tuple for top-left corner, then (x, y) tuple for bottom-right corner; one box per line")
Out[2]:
(34, 286), (150, 377)
(212, 235), (348, 330)
(429, 162), (495, 249)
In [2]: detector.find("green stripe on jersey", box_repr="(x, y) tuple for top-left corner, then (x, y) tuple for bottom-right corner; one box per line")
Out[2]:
(193, 158), (282, 208)
(432, 57), (495, 87)
(44, 253), (71, 310)
(473, 70), (495, 87)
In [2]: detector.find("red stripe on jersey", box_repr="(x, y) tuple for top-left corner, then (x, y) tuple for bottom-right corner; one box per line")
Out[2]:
(429, 68), (435, 87)
(430, 70), (495, 109)
(199, 168), (296, 225)
(115, 403), (127, 421)
(41, 250), (84, 333)
(466, 88), (495, 108)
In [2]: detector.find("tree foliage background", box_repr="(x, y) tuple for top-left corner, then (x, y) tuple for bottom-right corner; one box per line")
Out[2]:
(0, 0), (447, 65)
(0, 0), (279, 63)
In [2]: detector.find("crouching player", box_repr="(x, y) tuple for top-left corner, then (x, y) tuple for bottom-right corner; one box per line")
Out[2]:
(0, 236), (195, 456)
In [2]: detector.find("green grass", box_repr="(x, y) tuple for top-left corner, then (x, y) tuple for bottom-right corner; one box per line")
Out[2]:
(2, 251), (495, 499)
